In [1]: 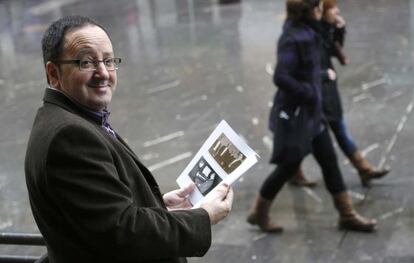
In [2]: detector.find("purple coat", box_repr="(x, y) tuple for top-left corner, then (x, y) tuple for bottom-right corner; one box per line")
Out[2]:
(269, 19), (323, 139)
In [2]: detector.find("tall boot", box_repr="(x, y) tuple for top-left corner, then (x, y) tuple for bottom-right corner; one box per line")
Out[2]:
(288, 166), (317, 188)
(349, 151), (390, 187)
(246, 194), (283, 233)
(333, 191), (377, 232)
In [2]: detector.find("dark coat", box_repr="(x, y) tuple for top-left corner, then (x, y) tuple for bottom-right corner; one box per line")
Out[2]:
(25, 88), (211, 263)
(320, 20), (347, 122)
(269, 19), (323, 163)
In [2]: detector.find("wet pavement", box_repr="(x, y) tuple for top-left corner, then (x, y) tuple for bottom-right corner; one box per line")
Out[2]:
(0, 0), (413, 262)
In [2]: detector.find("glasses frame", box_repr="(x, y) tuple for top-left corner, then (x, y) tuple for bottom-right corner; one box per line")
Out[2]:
(52, 58), (122, 71)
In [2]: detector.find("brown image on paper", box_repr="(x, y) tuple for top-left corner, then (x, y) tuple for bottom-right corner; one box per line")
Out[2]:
(209, 133), (246, 174)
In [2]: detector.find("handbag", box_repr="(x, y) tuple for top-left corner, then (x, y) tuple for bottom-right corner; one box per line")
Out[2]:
(270, 106), (313, 165)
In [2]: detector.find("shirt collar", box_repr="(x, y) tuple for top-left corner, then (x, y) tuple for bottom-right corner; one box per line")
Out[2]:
(47, 87), (111, 127)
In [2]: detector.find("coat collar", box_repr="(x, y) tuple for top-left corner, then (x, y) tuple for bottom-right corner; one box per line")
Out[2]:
(43, 88), (110, 127)
(42, 88), (164, 203)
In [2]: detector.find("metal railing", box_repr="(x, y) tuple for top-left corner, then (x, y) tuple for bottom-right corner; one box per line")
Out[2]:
(0, 233), (47, 263)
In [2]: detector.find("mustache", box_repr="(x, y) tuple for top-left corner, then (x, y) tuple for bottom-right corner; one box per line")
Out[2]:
(87, 80), (110, 87)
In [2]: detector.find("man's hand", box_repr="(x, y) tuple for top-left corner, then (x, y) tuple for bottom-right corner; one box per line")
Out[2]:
(199, 183), (234, 225)
(163, 183), (195, 211)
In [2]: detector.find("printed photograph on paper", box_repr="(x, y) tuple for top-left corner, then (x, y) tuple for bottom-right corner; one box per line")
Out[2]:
(176, 120), (258, 207)
(209, 133), (246, 174)
(188, 157), (222, 196)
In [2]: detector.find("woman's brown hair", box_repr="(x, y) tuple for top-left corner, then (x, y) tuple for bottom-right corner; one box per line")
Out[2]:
(323, 0), (337, 14)
(286, 0), (322, 21)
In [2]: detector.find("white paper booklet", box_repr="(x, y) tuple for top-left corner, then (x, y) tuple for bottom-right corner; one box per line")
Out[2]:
(176, 120), (259, 208)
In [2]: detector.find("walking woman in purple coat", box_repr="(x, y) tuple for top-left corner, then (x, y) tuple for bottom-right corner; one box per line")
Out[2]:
(247, 0), (376, 233)
(289, 0), (389, 188)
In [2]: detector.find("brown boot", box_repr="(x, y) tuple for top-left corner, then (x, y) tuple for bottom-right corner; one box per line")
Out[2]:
(333, 191), (377, 232)
(349, 151), (390, 187)
(289, 166), (317, 188)
(246, 194), (283, 233)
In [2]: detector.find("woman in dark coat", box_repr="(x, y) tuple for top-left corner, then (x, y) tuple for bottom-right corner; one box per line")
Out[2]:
(246, 0), (376, 233)
(290, 0), (389, 188)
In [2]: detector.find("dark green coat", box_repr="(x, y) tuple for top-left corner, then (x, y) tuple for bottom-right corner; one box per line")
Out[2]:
(25, 88), (211, 263)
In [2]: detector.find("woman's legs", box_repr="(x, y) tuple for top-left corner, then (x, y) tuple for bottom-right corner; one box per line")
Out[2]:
(311, 128), (347, 194)
(329, 118), (390, 187)
(289, 118), (355, 188)
(260, 163), (300, 200)
(247, 163), (299, 232)
(328, 118), (357, 157)
(288, 164), (318, 187)
(312, 128), (377, 232)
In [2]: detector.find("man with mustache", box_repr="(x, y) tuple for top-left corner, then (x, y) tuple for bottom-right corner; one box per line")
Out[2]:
(25, 15), (233, 263)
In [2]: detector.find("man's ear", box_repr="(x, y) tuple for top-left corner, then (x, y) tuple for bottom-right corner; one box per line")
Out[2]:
(45, 61), (61, 89)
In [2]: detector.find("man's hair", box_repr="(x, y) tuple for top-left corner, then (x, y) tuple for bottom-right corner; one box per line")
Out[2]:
(286, 0), (321, 21)
(41, 15), (108, 83)
(41, 15), (108, 65)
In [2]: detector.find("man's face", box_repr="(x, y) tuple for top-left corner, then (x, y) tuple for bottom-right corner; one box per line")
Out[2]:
(51, 25), (117, 111)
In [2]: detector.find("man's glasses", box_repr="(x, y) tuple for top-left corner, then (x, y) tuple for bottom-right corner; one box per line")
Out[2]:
(53, 58), (122, 71)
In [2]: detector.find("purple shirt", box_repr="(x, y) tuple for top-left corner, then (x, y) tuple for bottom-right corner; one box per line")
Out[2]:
(48, 88), (117, 138)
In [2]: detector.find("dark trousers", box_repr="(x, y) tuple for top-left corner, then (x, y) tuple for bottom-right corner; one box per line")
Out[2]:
(260, 128), (347, 200)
